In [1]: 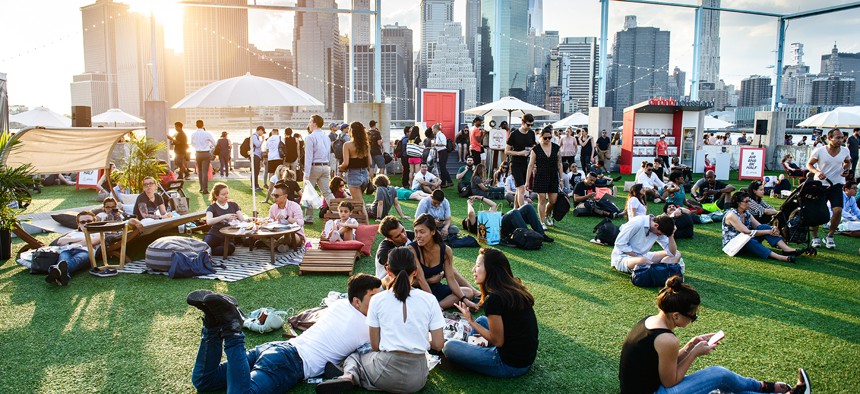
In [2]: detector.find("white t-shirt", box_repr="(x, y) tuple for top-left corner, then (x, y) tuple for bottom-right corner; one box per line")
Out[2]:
(627, 197), (647, 217)
(323, 218), (358, 240)
(366, 289), (445, 354)
(290, 299), (370, 379)
(266, 135), (283, 161)
(810, 145), (850, 186)
(411, 171), (438, 190)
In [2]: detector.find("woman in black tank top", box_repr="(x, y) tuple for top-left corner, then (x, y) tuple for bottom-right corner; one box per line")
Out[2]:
(619, 276), (810, 394)
(339, 121), (372, 199)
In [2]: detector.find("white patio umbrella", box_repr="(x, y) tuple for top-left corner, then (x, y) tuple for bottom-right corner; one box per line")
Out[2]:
(92, 108), (145, 127)
(703, 116), (734, 130)
(10, 106), (71, 128)
(551, 112), (589, 129)
(173, 72), (324, 215)
(464, 96), (555, 127)
(797, 106), (860, 128)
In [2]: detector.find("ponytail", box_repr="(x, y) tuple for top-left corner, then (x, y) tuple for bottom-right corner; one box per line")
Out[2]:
(387, 246), (417, 302)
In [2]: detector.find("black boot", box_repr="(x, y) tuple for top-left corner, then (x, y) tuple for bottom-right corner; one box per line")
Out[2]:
(187, 290), (238, 328)
(203, 293), (244, 336)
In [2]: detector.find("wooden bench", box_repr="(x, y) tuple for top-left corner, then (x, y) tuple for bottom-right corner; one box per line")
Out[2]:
(323, 198), (369, 225)
(298, 249), (360, 275)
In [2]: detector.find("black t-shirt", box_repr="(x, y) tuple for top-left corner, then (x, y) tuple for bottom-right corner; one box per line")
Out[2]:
(133, 193), (165, 218)
(375, 231), (415, 270)
(697, 180), (728, 203)
(206, 201), (241, 234)
(597, 136), (611, 150)
(506, 129), (536, 165)
(619, 317), (675, 394)
(673, 212), (694, 239)
(281, 180), (302, 203)
(368, 129), (383, 156)
(484, 293), (538, 368)
(573, 181), (595, 197)
(283, 136), (299, 163)
(848, 135), (859, 156)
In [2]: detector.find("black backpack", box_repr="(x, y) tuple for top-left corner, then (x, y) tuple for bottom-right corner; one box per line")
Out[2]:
(593, 218), (619, 245)
(332, 134), (346, 160)
(240, 137), (251, 159)
(446, 138), (455, 153)
(510, 228), (543, 250)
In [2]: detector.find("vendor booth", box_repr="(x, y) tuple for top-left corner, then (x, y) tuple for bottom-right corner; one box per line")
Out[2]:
(619, 99), (712, 174)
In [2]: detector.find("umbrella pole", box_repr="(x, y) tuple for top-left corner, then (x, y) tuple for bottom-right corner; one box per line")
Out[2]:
(249, 106), (257, 218)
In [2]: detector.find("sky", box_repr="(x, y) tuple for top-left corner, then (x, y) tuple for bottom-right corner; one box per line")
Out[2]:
(1, 0), (859, 115)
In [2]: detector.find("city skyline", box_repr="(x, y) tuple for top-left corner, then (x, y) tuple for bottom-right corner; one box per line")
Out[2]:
(2, 0), (859, 114)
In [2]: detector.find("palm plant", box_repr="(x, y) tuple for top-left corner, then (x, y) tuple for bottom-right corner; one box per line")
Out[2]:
(0, 132), (36, 231)
(116, 134), (167, 194)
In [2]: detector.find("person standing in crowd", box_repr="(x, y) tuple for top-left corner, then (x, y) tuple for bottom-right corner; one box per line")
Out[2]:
(304, 115), (336, 224)
(265, 128), (284, 179)
(597, 129), (612, 163)
(506, 114), (537, 208)
(619, 276), (811, 394)
(526, 126), (563, 228)
(432, 123), (452, 188)
(367, 120), (386, 176)
(170, 122), (189, 179)
(470, 116), (485, 165)
(807, 128), (853, 249)
(456, 126), (470, 163)
(655, 135), (669, 167)
(191, 119), (216, 194)
(578, 127), (596, 172)
(407, 125), (423, 185)
(251, 126), (266, 190)
(204, 183), (246, 257)
(442, 248), (539, 377)
(848, 128), (859, 180)
(339, 121), (372, 202)
(215, 132), (231, 177)
(559, 127), (578, 170)
(282, 128), (299, 172)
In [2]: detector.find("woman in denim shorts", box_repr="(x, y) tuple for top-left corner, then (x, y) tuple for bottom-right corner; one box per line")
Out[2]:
(339, 121), (372, 199)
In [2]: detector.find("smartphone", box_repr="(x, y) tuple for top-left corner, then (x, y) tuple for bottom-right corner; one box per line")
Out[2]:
(707, 330), (725, 346)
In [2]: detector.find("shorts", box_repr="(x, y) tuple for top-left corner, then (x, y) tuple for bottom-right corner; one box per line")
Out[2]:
(428, 283), (453, 301)
(408, 157), (422, 165)
(371, 154), (385, 169)
(267, 159), (283, 173)
(612, 252), (658, 274)
(346, 169), (369, 188)
(511, 162), (528, 187)
(825, 183), (844, 209)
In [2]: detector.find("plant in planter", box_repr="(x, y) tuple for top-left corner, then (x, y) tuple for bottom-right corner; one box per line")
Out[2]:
(116, 134), (168, 194)
(0, 132), (37, 260)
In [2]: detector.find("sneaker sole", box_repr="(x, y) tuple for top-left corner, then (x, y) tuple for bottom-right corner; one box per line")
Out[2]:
(799, 368), (811, 394)
(57, 261), (69, 286)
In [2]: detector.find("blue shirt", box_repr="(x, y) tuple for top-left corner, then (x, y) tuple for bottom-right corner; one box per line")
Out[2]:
(842, 192), (860, 221)
(415, 197), (451, 221)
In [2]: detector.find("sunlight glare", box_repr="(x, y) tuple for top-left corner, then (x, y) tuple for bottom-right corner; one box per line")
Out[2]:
(123, 0), (184, 51)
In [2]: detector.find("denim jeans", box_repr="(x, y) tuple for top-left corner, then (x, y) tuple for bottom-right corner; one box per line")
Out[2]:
(741, 224), (783, 260)
(442, 316), (531, 378)
(56, 248), (92, 279)
(191, 327), (304, 394)
(501, 204), (545, 239)
(655, 366), (762, 394)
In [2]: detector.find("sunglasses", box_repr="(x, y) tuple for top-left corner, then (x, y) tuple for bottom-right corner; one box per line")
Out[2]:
(104, 205), (117, 210)
(143, 182), (156, 186)
(542, 136), (552, 141)
(526, 122), (534, 126)
(681, 312), (698, 322)
(272, 193), (283, 198)
(79, 220), (94, 225)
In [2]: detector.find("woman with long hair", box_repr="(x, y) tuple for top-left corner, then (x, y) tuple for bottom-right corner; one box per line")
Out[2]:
(407, 125), (423, 185)
(411, 214), (480, 309)
(317, 246), (444, 393)
(578, 128), (595, 172)
(456, 126), (470, 163)
(619, 276), (810, 394)
(203, 183), (246, 256)
(722, 192), (799, 263)
(746, 180), (778, 224)
(559, 127), (578, 170)
(626, 183), (648, 219)
(471, 163), (505, 200)
(442, 248), (538, 377)
(339, 121), (372, 201)
(781, 154), (807, 177)
(526, 126), (563, 228)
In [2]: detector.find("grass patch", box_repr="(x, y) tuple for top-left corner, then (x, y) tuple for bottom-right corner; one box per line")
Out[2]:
(1, 172), (858, 392)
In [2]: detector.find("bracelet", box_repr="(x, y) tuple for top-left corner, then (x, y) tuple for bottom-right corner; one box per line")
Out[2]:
(460, 295), (468, 302)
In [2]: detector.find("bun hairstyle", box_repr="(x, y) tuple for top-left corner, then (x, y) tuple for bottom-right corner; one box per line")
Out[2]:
(387, 246), (417, 302)
(211, 183), (228, 203)
(656, 275), (700, 315)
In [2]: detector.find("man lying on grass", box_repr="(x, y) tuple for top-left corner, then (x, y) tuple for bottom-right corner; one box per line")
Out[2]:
(186, 274), (381, 392)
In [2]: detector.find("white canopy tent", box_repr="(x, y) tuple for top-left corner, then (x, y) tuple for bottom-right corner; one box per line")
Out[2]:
(551, 112), (589, 129)
(797, 106), (860, 128)
(9, 106), (71, 128)
(92, 108), (145, 127)
(703, 116), (734, 130)
(1, 127), (136, 174)
(464, 96), (555, 127)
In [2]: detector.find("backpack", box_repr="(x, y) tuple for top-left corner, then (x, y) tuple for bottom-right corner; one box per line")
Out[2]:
(510, 228), (543, 250)
(332, 134), (346, 160)
(446, 233), (480, 248)
(240, 137), (251, 159)
(168, 251), (217, 279)
(593, 218), (619, 245)
(446, 138), (455, 153)
(458, 180), (472, 197)
(394, 137), (405, 158)
(552, 193), (571, 222)
(631, 263), (684, 287)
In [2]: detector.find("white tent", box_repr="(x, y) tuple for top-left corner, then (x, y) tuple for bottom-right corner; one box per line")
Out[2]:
(464, 96), (555, 127)
(92, 108), (145, 127)
(703, 116), (734, 130)
(797, 106), (860, 128)
(9, 106), (71, 128)
(551, 112), (589, 129)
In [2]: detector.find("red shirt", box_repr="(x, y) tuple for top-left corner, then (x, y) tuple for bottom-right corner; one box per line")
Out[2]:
(656, 140), (668, 156)
(470, 126), (483, 152)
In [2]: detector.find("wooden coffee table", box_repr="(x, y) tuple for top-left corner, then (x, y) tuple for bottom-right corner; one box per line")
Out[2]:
(219, 225), (299, 264)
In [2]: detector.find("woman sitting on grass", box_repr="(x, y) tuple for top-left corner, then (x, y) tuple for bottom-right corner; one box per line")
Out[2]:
(410, 214), (480, 309)
(442, 248), (538, 377)
(746, 180), (779, 224)
(322, 201), (358, 242)
(722, 192), (800, 263)
(619, 276), (811, 394)
(204, 183), (246, 256)
(626, 183), (648, 219)
(471, 163), (506, 200)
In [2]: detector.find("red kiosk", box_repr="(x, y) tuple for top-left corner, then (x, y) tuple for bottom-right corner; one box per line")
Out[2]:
(619, 98), (712, 174)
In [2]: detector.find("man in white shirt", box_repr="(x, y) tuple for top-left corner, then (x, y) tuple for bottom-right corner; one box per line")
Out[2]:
(635, 162), (666, 203)
(611, 214), (683, 274)
(188, 274), (382, 393)
(191, 119), (217, 193)
(807, 128), (853, 249)
(265, 128), (284, 175)
(305, 115), (336, 224)
(432, 124), (452, 187)
(411, 163), (441, 193)
(251, 126), (266, 191)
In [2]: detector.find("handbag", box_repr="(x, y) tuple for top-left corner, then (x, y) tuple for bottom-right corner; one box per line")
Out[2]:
(722, 231), (754, 257)
(31, 247), (62, 274)
(300, 183), (323, 209)
(383, 152), (393, 164)
(243, 307), (292, 334)
(631, 263), (684, 287)
(288, 306), (329, 331)
(477, 209), (502, 245)
(406, 142), (423, 158)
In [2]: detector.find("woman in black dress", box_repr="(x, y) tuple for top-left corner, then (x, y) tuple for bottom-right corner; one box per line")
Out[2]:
(526, 126), (564, 228)
(578, 128), (595, 172)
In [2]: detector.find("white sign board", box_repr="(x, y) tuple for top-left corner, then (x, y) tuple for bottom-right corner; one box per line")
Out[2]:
(489, 129), (507, 150)
(76, 170), (101, 191)
(738, 148), (766, 180)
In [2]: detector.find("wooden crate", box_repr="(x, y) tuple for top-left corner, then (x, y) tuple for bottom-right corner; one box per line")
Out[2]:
(323, 198), (369, 225)
(299, 249), (360, 275)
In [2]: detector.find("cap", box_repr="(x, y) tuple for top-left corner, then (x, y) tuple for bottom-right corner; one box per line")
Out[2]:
(329, 122), (339, 128)
(340, 123), (349, 129)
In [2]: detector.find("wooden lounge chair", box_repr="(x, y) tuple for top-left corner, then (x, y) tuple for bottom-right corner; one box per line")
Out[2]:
(322, 197), (369, 225)
(299, 248), (360, 275)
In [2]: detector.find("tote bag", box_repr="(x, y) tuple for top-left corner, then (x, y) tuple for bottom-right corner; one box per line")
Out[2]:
(300, 183), (323, 209)
(722, 230), (754, 257)
(406, 142), (423, 158)
(477, 210), (502, 245)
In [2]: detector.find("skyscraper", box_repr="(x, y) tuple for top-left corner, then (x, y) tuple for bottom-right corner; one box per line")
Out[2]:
(465, 0), (481, 63)
(698, 0), (720, 85)
(479, 0), (530, 102)
(525, 29), (557, 108)
(528, 0), (543, 36)
(668, 66), (686, 100)
(811, 76), (856, 106)
(557, 37), (599, 115)
(183, 0), (249, 124)
(781, 43), (810, 105)
(821, 43), (860, 104)
(251, 46), (294, 123)
(294, 0), (343, 118)
(739, 75), (772, 107)
(419, 0), (454, 90)
(382, 23), (415, 120)
(427, 23), (477, 110)
(351, 0), (371, 46)
(608, 16), (670, 120)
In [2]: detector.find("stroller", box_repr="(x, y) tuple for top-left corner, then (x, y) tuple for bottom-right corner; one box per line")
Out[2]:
(770, 176), (832, 256)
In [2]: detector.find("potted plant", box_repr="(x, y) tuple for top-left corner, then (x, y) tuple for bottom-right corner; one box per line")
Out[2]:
(116, 134), (167, 194)
(0, 132), (36, 260)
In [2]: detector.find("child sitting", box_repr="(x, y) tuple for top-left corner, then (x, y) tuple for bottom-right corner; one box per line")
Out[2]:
(322, 201), (359, 242)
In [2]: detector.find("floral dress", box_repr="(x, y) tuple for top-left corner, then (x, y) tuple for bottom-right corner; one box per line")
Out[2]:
(721, 208), (751, 247)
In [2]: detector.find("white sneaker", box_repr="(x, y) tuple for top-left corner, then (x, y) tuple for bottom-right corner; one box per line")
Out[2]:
(811, 238), (821, 248)
(654, 198), (662, 203)
(542, 223), (548, 230)
(546, 217), (554, 227)
(824, 237), (836, 249)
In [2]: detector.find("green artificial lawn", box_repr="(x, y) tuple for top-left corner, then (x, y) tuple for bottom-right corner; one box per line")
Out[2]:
(1, 172), (858, 393)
